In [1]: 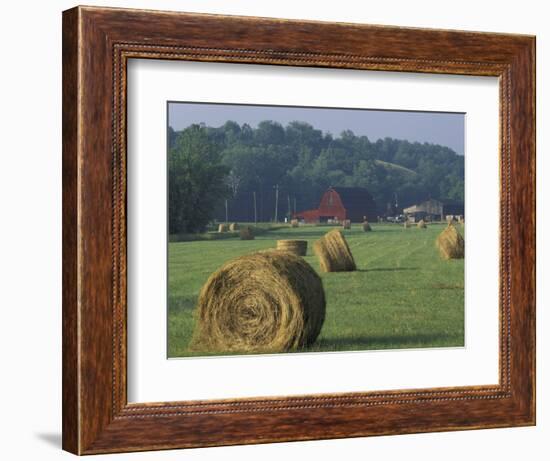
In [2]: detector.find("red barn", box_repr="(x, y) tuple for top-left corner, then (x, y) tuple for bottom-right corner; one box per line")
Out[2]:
(294, 187), (377, 223)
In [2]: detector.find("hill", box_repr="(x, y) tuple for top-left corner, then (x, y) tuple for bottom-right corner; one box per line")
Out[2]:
(168, 121), (464, 231)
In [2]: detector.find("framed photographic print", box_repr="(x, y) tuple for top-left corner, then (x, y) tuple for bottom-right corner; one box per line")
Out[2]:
(62, 5), (535, 455)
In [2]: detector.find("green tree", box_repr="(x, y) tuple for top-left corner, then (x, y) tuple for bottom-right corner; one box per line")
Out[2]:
(169, 119), (464, 220)
(169, 125), (230, 233)
(254, 120), (286, 145)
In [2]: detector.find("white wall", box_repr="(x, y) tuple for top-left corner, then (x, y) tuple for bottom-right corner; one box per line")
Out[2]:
(0, 1), (546, 460)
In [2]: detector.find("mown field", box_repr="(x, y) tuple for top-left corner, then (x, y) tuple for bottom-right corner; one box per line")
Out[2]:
(168, 223), (464, 357)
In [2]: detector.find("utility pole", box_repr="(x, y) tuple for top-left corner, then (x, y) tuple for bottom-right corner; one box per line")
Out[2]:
(225, 199), (228, 223)
(287, 194), (291, 220)
(253, 191), (257, 224)
(274, 184), (279, 222)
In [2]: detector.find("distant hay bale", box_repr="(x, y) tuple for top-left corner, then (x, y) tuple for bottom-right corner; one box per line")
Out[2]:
(239, 226), (255, 240)
(362, 221), (372, 232)
(436, 224), (465, 259)
(290, 219), (299, 228)
(277, 240), (307, 256)
(229, 222), (239, 231)
(190, 250), (326, 354)
(313, 229), (356, 272)
(218, 223), (228, 233)
(342, 219), (351, 229)
(417, 219), (427, 229)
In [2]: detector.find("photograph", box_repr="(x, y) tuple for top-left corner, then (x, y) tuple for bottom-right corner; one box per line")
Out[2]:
(52, 3), (536, 456)
(167, 102), (466, 358)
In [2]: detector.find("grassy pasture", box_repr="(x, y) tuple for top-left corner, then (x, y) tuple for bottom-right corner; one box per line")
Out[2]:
(168, 223), (464, 357)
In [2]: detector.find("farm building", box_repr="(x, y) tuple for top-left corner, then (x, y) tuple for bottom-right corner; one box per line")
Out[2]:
(293, 187), (377, 223)
(403, 198), (464, 222)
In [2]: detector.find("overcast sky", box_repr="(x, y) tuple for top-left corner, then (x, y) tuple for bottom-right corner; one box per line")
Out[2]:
(168, 102), (465, 155)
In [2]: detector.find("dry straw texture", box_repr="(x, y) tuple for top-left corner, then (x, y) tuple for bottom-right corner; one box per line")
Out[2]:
(190, 250), (326, 354)
(218, 223), (228, 233)
(290, 219), (299, 228)
(239, 226), (255, 240)
(436, 224), (465, 259)
(229, 222), (239, 231)
(313, 229), (357, 272)
(362, 221), (372, 232)
(342, 219), (351, 229)
(276, 239), (308, 256)
(417, 219), (427, 229)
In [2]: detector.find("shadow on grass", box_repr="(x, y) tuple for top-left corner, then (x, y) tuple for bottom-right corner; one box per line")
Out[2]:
(314, 332), (463, 350)
(170, 225), (292, 242)
(358, 227), (407, 233)
(356, 267), (420, 273)
(168, 294), (197, 311)
(256, 229), (338, 240)
(172, 332), (465, 358)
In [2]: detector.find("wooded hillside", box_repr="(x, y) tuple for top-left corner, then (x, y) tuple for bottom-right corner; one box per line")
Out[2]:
(168, 121), (464, 233)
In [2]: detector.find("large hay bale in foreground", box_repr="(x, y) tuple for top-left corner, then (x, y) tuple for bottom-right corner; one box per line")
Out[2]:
(342, 219), (351, 229)
(417, 219), (427, 229)
(290, 219), (299, 228)
(190, 250), (326, 353)
(277, 239), (307, 256)
(218, 223), (228, 233)
(436, 224), (465, 259)
(313, 229), (356, 272)
(362, 221), (372, 232)
(239, 226), (255, 240)
(229, 222), (239, 231)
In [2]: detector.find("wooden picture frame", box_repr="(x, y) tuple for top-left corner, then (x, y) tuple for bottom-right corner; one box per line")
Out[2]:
(62, 5), (535, 455)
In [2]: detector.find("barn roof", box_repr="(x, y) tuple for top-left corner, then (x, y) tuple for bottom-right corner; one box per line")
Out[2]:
(330, 187), (374, 205)
(329, 187), (377, 221)
(403, 198), (464, 214)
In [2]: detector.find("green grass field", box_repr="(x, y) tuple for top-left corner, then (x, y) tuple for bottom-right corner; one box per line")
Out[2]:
(168, 223), (464, 357)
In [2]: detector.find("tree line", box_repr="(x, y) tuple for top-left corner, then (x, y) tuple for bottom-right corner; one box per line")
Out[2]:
(168, 120), (464, 234)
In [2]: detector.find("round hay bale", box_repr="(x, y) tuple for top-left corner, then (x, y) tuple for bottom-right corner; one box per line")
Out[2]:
(218, 223), (228, 233)
(436, 224), (465, 259)
(342, 219), (351, 229)
(362, 221), (372, 232)
(276, 239), (308, 256)
(239, 226), (255, 240)
(417, 219), (427, 229)
(190, 250), (326, 353)
(290, 219), (299, 228)
(313, 229), (356, 272)
(229, 222), (239, 231)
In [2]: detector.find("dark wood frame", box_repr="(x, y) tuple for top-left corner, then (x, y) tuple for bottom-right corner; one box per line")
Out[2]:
(62, 5), (536, 455)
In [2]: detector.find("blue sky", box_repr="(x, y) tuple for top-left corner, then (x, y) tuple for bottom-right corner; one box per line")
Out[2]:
(168, 102), (465, 155)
